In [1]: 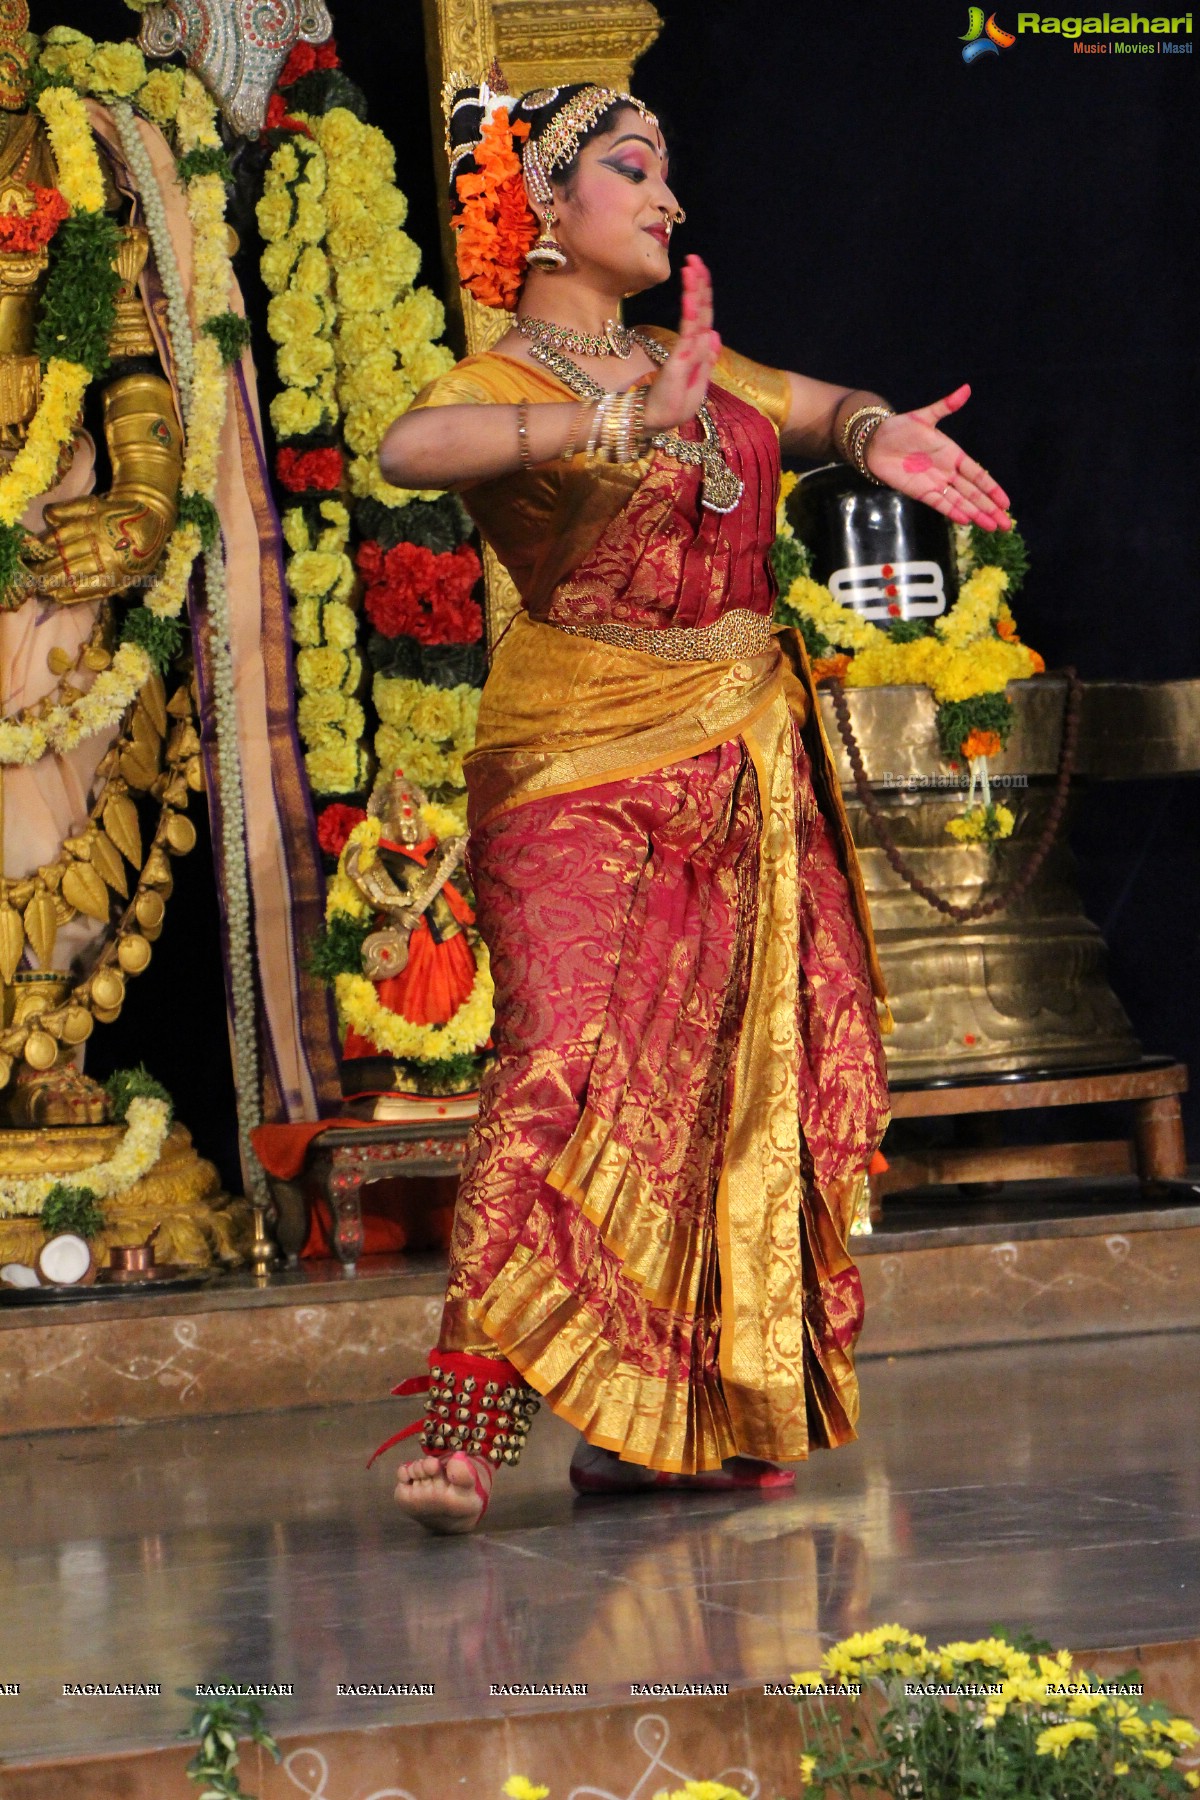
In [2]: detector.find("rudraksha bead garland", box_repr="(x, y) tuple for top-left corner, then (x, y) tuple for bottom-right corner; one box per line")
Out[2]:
(422, 1362), (541, 1465)
(828, 670), (1082, 923)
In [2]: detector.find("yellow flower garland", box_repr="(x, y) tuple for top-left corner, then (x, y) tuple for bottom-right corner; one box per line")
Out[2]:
(263, 106), (464, 804)
(0, 87), (104, 530)
(334, 955), (493, 1062)
(4, 57), (236, 770)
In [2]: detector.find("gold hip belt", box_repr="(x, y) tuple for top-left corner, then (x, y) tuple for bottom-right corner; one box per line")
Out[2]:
(552, 608), (773, 663)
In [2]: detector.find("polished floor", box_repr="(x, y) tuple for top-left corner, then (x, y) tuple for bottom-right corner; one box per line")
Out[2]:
(1, 1329), (1197, 1762)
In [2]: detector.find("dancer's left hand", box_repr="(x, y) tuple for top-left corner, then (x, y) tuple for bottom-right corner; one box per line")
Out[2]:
(866, 384), (1012, 531)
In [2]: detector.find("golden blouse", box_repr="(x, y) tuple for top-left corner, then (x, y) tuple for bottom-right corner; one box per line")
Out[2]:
(407, 327), (791, 621)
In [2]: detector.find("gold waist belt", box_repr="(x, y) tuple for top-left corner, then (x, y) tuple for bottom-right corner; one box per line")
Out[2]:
(552, 608), (773, 663)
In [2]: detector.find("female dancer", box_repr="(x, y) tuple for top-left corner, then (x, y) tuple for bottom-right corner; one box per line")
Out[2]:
(372, 83), (1011, 1532)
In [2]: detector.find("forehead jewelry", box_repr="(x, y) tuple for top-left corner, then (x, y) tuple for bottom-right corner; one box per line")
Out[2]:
(522, 85), (661, 214)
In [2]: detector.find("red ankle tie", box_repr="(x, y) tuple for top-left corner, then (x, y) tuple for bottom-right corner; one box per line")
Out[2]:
(367, 1347), (540, 1470)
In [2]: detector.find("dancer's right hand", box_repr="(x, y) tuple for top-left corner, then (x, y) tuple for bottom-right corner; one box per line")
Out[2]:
(643, 253), (720, 433)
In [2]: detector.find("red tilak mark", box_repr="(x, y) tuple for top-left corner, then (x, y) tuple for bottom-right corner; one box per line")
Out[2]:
(964, 1034), (978, 1046)
(887, 602), (901, 616)
(902, 452), (934, 474)
(881, 563), (894, 578)
(884, 583), (898, 598)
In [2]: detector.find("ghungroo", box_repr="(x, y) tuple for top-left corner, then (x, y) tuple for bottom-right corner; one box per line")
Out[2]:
(367, 1348), (541, 1469)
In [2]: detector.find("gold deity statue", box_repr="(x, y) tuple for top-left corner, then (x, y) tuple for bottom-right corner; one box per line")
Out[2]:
(0, 17), (184, 1128)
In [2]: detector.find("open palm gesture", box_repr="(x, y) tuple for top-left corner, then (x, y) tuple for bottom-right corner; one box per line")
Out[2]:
(867, 385), (1012, 531)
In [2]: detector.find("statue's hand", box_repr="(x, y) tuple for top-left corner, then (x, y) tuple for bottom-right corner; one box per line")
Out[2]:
(33, 491), (174, 605)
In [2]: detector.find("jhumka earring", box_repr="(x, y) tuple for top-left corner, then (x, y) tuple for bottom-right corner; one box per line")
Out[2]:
(526, 204), (567, 271)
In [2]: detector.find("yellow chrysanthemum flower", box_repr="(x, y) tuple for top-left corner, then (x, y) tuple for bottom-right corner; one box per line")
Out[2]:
(1036, 1720), (1098, 1758)
(322, 602), (360, 650)
(86, 41), (147, 95)
(405, 341), (456, 389)
(306, 740), (365, 795)
(1158, 1719), (1200, 1747)
(285, 550), (345, 603)
(270, 389), (329, 440)
(136, 67), (185, 123)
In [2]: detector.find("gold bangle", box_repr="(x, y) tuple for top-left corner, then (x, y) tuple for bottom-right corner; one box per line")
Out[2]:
(839, 403), (893, 486)
(516, 401), (532, 469)
(561, 399), (589, 461)
(585, 393), (612, 464)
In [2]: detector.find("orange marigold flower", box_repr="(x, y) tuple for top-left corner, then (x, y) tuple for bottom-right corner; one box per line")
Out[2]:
(996, 614), (1017, 640)
(812, 653), (852, 685)
(1028, 650), (1045, 674)
(450, 109), (538, 311)
(961, 728), (1003, 759)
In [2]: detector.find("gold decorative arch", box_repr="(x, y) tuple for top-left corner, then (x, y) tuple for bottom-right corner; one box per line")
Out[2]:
(420, 0), (663, 644)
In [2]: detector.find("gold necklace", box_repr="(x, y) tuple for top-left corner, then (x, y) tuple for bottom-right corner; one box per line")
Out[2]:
(523, 327), (744, 515)
(515, 314), (635, 359)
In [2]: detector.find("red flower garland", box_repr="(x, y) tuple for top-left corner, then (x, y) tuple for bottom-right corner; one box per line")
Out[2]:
(0, 185), (68, 253)
(357, 541), (483, 645)
(276, 446), (345, 493)
(316, 802), (368, 856)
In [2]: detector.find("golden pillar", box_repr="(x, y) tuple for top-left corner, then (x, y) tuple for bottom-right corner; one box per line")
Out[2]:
(420, 0), (662, 644)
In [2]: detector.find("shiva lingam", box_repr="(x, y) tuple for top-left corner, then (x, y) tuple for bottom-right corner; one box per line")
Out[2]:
(793, 469), (1199, 1084)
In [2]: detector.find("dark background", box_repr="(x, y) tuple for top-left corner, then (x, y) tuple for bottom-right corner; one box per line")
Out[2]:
(55, 0), (1199, 1170)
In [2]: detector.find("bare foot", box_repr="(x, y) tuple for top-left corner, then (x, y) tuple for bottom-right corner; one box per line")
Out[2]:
(393, 1451), (493, 1534)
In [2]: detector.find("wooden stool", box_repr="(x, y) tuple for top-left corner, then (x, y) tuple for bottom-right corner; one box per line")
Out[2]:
(869, 1056), (1190, 1226)
(269, 1121), (470, 1272)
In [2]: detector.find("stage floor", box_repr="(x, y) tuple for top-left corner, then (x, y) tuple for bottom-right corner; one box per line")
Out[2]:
(2, 1328), (1198, 1766)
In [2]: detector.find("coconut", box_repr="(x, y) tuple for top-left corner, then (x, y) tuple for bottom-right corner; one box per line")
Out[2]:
(34, 1234), (96, 1287)
(1, 1263), (40, 1290)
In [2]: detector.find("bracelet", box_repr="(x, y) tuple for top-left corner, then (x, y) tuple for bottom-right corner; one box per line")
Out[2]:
(561, 399), (590, 461)
(516, 401), (531, 469)
(838, 402), (893, 486)
(629, 387), (648, 457)
(585, 393), (612, 464)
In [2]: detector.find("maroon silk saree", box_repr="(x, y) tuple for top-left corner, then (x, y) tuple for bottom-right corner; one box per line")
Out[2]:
(411, 350), (890, 1473)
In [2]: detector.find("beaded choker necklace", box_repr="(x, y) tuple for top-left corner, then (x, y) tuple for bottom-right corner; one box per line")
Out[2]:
(521, 325), (744, 515)
(515, 315), (635, 359)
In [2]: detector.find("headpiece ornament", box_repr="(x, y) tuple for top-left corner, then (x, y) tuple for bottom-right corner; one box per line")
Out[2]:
(520, 85), (659, 214)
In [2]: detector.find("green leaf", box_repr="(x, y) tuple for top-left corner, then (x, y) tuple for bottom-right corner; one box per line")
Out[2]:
(105, 1064), (174, 1125)
(34, 212), (122, 379)
(39, 1184), (106, 1241)
(202, 312), (252, 367)
(118, 604), (185, 676)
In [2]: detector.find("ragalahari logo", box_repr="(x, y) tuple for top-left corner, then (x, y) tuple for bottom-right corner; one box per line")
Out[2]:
(961, 7), (1017, 58)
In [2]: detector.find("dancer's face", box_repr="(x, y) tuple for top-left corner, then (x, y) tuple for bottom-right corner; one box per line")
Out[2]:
(548, 107), (679, 294)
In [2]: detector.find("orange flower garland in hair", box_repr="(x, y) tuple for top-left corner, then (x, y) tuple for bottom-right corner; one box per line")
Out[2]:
(451, 108), (539, 310)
